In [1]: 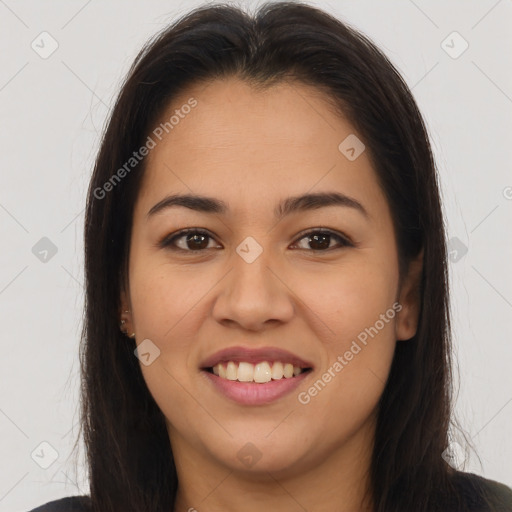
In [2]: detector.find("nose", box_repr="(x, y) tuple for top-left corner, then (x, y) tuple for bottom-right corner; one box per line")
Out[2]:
(211, 244), (295, 332)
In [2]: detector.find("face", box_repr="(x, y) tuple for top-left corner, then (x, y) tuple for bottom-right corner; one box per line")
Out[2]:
(120, 77), (422, 479)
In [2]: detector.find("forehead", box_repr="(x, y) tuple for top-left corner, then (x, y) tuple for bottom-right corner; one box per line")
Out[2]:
(136, 77), (385, 220)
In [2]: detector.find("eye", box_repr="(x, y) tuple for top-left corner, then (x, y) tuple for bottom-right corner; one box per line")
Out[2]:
(158, 227), (353, 253)
(158, 228), (220, 252)
(291, 228), (353, 251)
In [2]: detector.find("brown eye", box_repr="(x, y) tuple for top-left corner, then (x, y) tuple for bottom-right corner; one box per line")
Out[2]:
(160, 229), (219, 252)
(292, 230), (352, 251)
(182, 232), (210, 250)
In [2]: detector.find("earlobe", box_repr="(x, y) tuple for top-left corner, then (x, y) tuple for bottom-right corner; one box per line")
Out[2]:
(395, 248), (424, 341)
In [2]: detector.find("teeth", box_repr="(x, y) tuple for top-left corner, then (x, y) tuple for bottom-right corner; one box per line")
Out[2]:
(211, 360), (306, 383)
(237, 362), (254, 382)
(254, 362), (272, 383)
(226, 361), (238, 381)
(271, 361), (284, 379)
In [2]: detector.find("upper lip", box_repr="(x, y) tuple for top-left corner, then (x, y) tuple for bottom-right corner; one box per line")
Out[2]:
(200, 346), (314, 369)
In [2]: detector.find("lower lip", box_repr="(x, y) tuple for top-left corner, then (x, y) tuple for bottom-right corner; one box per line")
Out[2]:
(202, 370), (311, 405)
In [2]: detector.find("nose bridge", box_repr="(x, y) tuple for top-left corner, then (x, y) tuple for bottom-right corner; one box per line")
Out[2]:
(231, 234), (276, 298)
(212, 235), (294, 328)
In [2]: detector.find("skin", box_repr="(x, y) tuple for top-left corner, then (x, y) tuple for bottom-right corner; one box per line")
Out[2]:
(120, 77), (423, 512)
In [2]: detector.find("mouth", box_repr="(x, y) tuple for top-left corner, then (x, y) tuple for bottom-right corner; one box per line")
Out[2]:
(200, 347), (313, 391)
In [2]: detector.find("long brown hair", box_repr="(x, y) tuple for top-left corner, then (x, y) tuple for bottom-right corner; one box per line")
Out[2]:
(78, 2), (472, 510)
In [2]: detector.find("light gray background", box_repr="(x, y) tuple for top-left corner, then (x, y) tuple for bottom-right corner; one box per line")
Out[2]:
(1, 0), (511, 510)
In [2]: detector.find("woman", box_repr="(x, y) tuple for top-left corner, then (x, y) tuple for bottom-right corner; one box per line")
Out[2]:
(29, 2), (512, 511)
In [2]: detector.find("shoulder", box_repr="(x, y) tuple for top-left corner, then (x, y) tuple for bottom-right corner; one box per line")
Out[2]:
(451, 471), (512, 511)
(27, 495), (91, 512)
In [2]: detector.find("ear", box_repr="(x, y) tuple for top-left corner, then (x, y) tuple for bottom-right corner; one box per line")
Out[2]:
(119, 282), (133, 332)
(119, 276), (129, 314)
(395, 248), (424, 341)
(120, 289), (130, 316)
(119, 264), (132, 313)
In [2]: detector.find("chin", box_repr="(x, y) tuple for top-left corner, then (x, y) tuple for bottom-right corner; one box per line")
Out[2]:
(208, 434), (310, 475)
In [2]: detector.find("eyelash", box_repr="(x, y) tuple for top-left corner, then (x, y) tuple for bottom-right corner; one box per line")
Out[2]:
(157, 227), (354, 254)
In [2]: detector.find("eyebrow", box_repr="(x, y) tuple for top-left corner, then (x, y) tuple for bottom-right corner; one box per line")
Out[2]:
(146, 191), (369, 220)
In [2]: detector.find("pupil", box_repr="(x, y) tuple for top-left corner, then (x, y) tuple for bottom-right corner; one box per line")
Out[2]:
(310, 233), (329, 250)
(188, 233), (207, 250)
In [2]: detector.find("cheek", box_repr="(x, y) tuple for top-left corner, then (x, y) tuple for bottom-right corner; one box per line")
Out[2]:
(293, 253), (399, 342)
(128, 264), (202, 434)
(295, 286), (397, 442)
(127, 265), (199, 406)
(291, 256), (398, 410)
(130, 256), (207, 338)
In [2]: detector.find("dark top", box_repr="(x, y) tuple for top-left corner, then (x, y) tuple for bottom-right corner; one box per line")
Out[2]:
(27, 471), (512, 511)
(27, 495), (90, 512)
